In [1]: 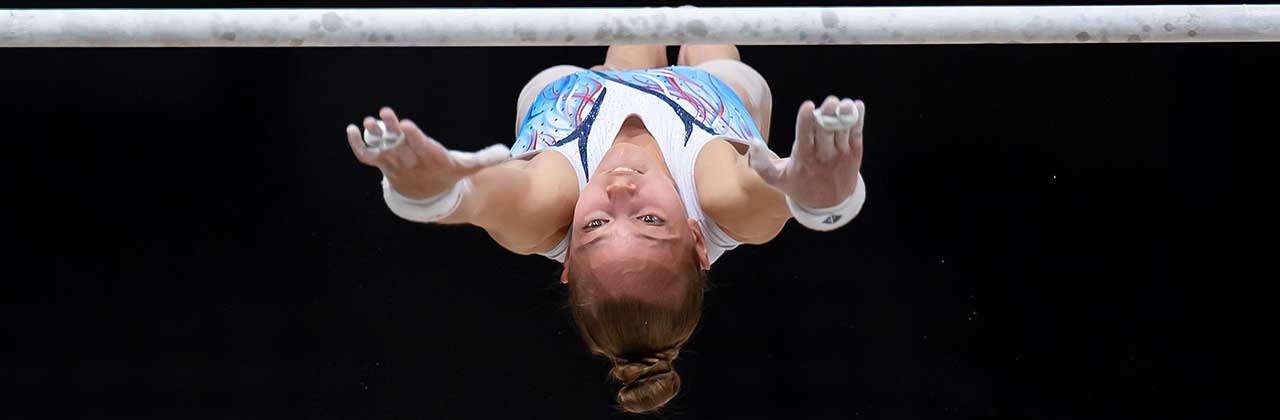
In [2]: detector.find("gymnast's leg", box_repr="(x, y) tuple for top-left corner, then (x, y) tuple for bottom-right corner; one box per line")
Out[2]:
(679, 44), (773, 141)
(594, 44), (668, 71)
(514, 45), (669, 135)
(515, 64), (583, 136)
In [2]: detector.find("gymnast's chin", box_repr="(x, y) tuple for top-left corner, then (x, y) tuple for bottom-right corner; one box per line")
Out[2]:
(561, 139), (709, 414)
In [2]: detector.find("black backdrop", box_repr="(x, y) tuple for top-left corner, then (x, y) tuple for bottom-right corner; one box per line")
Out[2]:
(3, 1), (1277, 419)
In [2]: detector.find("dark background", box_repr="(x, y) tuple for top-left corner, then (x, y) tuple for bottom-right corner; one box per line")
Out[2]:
(2, 1), (1277, 419)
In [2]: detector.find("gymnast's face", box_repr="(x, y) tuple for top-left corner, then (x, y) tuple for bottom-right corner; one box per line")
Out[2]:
(563, 142), (710, 304)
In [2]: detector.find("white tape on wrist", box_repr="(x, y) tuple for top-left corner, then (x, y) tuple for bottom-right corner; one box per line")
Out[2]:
(381, 176), (471, 223)
(812, 106), (860, 130)
(786, 172), (867, 232)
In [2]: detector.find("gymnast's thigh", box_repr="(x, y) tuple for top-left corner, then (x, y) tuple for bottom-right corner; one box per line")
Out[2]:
(514, 65), (584, 137)
(695, 59), (774, 142)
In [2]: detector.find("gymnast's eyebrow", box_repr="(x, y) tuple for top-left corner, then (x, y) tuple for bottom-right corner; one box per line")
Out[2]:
(581, 231), (610, 250)
(579, 229), (673, 251)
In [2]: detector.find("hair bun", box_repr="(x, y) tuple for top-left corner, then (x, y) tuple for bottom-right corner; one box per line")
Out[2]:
(612, 354), (681, 413)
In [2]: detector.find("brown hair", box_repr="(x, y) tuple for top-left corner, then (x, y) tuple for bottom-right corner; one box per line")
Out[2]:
(565, 249), (708, 413)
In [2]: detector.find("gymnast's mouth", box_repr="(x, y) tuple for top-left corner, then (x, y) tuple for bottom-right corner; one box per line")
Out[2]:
(607, 166), (643, 175)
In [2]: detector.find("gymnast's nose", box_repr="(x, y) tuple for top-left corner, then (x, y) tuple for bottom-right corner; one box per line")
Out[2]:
(605, 181), (637, 200)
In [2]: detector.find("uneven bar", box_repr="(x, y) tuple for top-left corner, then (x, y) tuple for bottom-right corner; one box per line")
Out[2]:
(2, 5), (1278, 47)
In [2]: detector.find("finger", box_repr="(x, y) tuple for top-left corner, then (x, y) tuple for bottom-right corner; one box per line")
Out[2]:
(834, 98), (856, 155)
(374, 109), (405, 150)
(814, 96), (840, 161)
(363, 116), (383, 137)
(346, 124), (375, 164)
(348, 123), (371, 149)
(358, 116), (382, 150)
(399, 119), (449, 162)
(379, 107), (403, 137)
(399, 118), (436, 151)
(846, 100), (866, 159)
(450, 143), (512, 174)
(793, 100), (817, 158)
(814, 96), (859, 130)
(852, 100), (867, 134)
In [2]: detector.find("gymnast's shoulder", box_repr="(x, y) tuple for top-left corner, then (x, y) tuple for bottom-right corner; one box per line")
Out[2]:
(498, 148), (578, 220)
(449, 149), (577, 255)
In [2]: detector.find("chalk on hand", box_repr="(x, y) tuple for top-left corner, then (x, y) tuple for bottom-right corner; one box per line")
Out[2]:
(363, 120), (405, 150)
(812, 106), (859, 130)
(449, 143), (511, 168)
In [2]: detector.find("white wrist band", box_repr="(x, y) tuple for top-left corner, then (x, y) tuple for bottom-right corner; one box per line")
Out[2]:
(786, 172), (867, 232)
(381, 176), (471, 223)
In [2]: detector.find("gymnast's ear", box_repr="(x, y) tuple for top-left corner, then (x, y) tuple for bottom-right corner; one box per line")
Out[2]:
(561, 265), (570, 284)
(687, 218), (710, 270)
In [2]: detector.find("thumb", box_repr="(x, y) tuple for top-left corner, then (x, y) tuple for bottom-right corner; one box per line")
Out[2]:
(449, 143), (512, 174)
(747, 140), (785, 186)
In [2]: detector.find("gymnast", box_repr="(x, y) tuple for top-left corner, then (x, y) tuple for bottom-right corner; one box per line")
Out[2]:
(345, 44), (867, 413)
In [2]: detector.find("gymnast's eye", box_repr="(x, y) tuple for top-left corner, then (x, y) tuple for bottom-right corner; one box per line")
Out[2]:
(639, 215), (663, 224)
(585, 219), (606, 230)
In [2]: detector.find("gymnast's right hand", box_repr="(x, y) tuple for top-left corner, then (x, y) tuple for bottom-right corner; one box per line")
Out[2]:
(345, 106), (509, 199)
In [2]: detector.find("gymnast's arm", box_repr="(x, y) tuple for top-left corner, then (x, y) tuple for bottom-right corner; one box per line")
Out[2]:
(695, 139), (792, 245)
(699, 97), (868, 243)
(346, 107), (576, 255)
(436, 151), (577, 255)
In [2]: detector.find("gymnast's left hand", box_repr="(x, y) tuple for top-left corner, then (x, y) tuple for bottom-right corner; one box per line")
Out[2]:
(748, 96), (866, 208)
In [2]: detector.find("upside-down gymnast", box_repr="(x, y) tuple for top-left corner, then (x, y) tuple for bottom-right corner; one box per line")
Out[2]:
(345, 44), (867, 413)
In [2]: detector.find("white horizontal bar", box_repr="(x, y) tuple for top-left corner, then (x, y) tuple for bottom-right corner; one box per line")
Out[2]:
(2, 5), (1278, 47)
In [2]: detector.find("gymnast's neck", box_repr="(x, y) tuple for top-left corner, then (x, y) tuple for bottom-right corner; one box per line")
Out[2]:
(612, 115), (676, 181)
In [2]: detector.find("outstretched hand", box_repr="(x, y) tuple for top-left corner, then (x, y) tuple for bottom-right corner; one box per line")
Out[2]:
(748, 96), (865, 209)
(345, 107), (509, 199)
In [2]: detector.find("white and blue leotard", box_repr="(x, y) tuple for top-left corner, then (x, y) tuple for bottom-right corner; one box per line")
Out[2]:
(513, 66), (768, 265)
